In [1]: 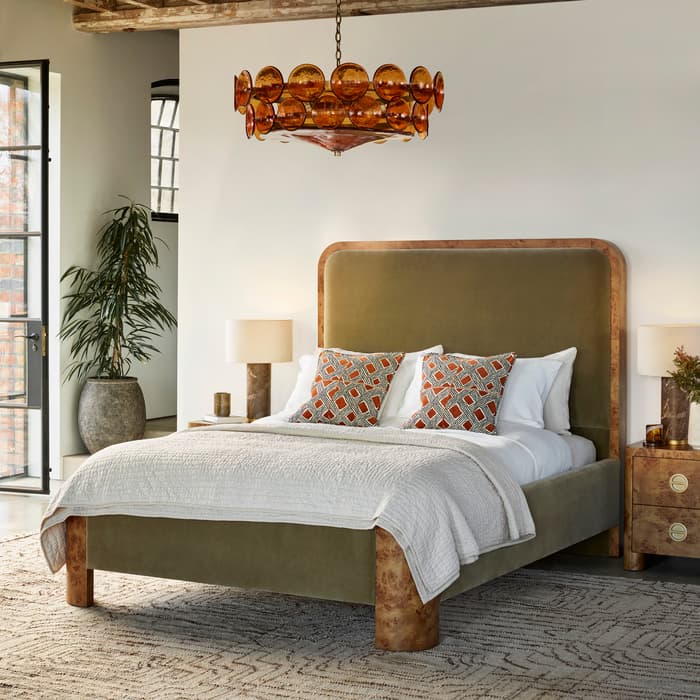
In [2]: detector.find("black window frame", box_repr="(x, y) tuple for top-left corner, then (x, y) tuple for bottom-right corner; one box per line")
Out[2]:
(150, 79), (179, 223)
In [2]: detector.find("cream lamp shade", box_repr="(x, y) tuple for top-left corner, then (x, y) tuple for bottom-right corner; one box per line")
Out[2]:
(225, 320), (293, 364)
(637, 324), (700, 377)
(225, 319), (293, 420)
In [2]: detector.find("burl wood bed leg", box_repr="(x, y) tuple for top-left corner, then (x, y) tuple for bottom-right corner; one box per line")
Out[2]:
(607, 525), (621, 557)
(65, 516), (94, 607)
(374, 527), (439, 651)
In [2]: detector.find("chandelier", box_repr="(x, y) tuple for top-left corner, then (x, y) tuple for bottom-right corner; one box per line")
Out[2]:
(233, 0), (444, 155)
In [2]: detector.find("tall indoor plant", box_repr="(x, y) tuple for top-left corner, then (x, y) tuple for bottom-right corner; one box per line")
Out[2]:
(60, 198), (177, 453)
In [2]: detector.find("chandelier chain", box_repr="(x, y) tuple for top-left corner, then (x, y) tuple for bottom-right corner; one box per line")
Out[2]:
(335, 0), (342, 67)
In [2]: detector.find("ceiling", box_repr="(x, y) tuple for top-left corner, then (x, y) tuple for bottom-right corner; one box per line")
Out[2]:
(65, 0), (577, 33)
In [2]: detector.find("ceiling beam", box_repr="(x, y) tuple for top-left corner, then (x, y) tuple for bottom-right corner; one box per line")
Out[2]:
(67, 0), (113, 13)
(119, 0), (165, 9)
(70, 0), (579, 33)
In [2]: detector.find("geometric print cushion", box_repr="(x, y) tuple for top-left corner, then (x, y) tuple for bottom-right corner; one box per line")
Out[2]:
(289, 379), (388, 427)
(290, 350), (405, 427)
(314, 350), (404, 388)
(404, 352), (516, 433)
(420, 352), (516, 394)
(403, 386), (504, 433)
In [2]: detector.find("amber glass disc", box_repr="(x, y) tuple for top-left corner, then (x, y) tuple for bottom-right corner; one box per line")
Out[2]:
(288, 64), (326, 102)
(255, 101), (276, 134)
(348, 95), (383, 128)
(385, 97), (411, 132)
(412, 102), (429, 138)
(373, 64), (407, 101)
(433, 71), (445, 111)
(235, 71), (252, 113)
(331, 63), (369, 102)
(409, 66), (433, 104)
(255, 66), (284, 103)
(245, 104), (255, 138)
(276, 97), (307, 130)
(311, 92), (346, 128)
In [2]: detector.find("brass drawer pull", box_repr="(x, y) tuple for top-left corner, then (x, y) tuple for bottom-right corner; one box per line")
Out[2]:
(669, 473), (689, 493)
(669, 522), (688, 542)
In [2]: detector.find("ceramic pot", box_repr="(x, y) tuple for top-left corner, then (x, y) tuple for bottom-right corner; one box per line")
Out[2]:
(689, 402), (700, 449)
(78, 377), (146, 454)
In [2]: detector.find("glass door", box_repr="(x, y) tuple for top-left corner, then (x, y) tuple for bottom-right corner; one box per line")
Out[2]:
(0, 60), (49, 493)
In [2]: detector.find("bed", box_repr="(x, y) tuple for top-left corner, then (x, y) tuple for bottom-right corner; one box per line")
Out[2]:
(47, 238), (626, 652)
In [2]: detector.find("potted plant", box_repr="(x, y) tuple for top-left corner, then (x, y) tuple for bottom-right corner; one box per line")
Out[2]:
(669, 346), (700, 448)
(60, 198), (177, 453)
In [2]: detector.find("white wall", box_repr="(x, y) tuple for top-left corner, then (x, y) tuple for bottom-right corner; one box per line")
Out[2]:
(139, 219), (178, 419)
(179, 0), (700, 442)
(1, 0), (179, 467)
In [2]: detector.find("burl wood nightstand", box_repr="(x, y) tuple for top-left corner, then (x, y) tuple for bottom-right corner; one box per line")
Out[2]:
(624, 442), (700, 570)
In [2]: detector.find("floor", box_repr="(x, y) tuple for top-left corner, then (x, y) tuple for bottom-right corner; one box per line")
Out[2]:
(0, 490), (50, 538)
(532, 548), (700, 585)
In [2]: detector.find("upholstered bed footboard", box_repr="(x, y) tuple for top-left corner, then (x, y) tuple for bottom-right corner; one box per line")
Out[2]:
(87, 516), (376, 604)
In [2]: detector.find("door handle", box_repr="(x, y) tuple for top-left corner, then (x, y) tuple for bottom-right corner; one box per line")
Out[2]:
(15, 333), (40, 341)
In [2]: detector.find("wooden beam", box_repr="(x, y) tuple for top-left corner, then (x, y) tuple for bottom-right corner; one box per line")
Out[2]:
(66, 0), (113, 13)
(120, 0), (164, 8)
(70, 0), (579, 33)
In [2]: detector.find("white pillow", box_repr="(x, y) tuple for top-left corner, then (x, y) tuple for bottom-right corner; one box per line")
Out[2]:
(379, 345), (443, 422)
(281, 345), (443, 420)
(281, 352), (318, 415)
(542, 347), (577, 434)
(394, 346), (447, 421)
(498, 357), (562, 428)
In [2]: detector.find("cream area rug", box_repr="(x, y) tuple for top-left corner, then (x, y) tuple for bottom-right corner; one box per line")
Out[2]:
(1, 533), (700, 700)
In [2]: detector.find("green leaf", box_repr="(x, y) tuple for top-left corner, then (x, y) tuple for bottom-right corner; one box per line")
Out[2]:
(59, 198), (177, 383)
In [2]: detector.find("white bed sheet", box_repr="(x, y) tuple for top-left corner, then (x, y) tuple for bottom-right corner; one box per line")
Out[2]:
(560, 432), (597, 470)
(258, 414), (596, 486)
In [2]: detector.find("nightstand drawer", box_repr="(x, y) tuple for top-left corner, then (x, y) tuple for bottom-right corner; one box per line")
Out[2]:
(632, 505), (700, 558)
(633, 456), (700, 509)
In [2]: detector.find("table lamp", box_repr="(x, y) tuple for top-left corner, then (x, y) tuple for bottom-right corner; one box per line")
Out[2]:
(225, 319), (293, 420)
(638, 324), (700, 445)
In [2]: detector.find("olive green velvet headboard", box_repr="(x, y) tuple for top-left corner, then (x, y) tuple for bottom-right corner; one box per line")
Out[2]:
(318, 239), (626, 460)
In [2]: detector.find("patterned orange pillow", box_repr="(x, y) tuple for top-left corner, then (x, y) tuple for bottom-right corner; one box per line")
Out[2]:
(404, 352), (516, 432)
(290, 350), (405, 427)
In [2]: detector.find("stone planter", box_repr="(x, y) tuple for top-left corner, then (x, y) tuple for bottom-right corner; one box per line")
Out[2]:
(78, 377), (146, 454)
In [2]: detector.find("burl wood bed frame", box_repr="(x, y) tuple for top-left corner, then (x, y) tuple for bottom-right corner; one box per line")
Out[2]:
(64, 238), (626, 652)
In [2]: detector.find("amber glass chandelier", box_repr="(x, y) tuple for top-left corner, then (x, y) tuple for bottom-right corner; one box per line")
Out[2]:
(233, 0), (444, 155)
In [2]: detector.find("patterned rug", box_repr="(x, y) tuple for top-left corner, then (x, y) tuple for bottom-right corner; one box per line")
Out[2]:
(2, 533), (700, 700)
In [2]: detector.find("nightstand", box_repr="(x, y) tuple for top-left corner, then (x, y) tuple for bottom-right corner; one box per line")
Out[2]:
(624, 442), (700, 570)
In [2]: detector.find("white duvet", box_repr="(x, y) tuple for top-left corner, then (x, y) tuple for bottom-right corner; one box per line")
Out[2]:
(41, 422), (535, 604)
